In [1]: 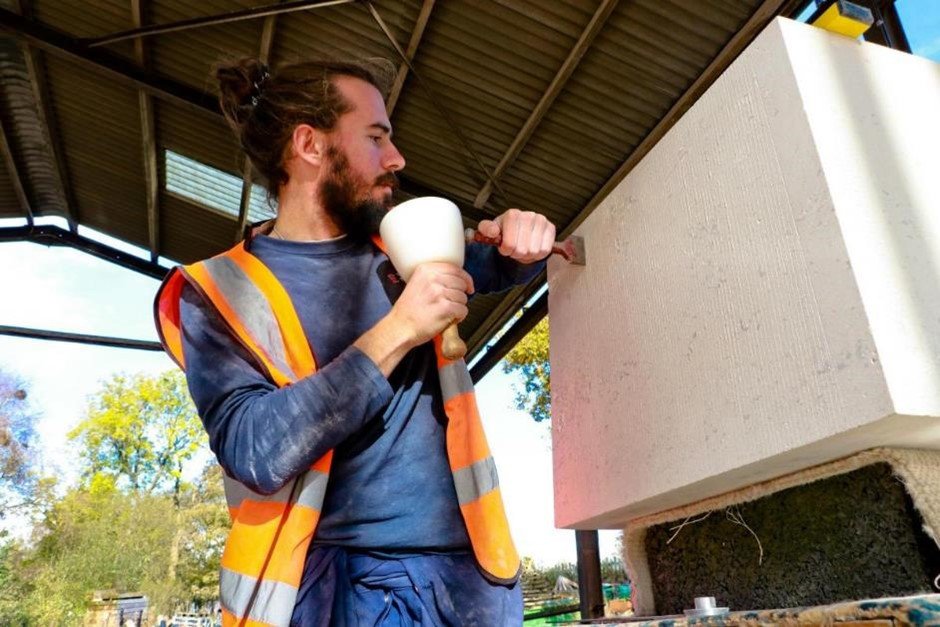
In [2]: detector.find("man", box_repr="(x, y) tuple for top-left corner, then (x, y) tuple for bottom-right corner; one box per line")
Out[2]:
(154, 58), (555, 626)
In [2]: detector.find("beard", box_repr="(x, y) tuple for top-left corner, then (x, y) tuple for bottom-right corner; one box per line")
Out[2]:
(319, 145), (398, 242)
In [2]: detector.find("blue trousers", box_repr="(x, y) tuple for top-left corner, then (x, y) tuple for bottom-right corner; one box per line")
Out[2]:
(290, 546), (522, 626)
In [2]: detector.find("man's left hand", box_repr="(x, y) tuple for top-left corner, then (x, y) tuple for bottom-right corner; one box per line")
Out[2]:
(477, 209), (556, 264)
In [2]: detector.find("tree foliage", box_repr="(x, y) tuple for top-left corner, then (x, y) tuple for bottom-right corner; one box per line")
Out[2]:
(20, 483), (179, 624)
(176, 464), (229, 607)
(0, 533), (31, 624)
(0, 368), (41, 514)
(68, 371), (205, 498)
(502, 317), (551, 422)
(0, 370), (228, 624)
(7, 463), (230, 624)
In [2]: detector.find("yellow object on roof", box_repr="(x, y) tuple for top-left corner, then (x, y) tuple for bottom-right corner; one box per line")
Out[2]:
(811, 0), (875, 38)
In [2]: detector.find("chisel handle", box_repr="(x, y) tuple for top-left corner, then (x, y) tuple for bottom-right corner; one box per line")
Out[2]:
(464, 229), (585, 265)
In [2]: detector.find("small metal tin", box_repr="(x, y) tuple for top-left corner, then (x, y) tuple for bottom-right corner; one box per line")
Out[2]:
(684, 596), (730, 618)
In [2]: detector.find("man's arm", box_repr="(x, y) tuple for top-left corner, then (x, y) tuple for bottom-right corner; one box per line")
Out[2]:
(179, 261), (474, 494)
(180, 285), (394, 495)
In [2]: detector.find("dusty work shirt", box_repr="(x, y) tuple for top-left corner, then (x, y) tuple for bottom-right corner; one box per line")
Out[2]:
(178, 233), (542, 553)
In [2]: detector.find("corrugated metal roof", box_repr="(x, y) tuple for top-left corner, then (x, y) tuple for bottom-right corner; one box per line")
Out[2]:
(272, 2), (416, 64)
(394, 0), (596, 209)
(160, 190), (234, 263)
(43, 54), (148, 244)
(157, 98), (242, 174)
(497, 0), (756, 228)
(0, 0), (807, 359)
(0, 147), (17, 216)
(33, 0), (136, 60)
(150, 0), (264, 90)
(0, 35), (67, 218)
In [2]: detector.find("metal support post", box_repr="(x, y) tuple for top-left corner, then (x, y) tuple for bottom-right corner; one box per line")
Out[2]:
(576, 530), (605, 620)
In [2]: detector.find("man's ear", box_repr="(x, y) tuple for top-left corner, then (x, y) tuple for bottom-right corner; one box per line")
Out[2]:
(291, 123), (328, 167)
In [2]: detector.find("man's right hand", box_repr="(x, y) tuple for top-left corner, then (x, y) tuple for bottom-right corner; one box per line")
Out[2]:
(389, 262), (474, 348)
(354, 262), (474, 377)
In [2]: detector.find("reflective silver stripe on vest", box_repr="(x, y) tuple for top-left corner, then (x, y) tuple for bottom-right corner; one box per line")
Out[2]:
(439, 360), (473, 402)
(224, 469), (328, 512)
(220, 566), (297, 627)
(202, 256), (295, 380)
(452, 456), (500, 505)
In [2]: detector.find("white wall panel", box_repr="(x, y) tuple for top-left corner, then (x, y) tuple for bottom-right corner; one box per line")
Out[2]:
(549, 18), (940, 529)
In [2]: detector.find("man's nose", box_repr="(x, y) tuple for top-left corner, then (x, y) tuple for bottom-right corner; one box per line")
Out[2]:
(383, 142), (406, 172)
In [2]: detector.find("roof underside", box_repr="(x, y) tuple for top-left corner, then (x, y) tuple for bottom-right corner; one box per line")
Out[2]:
(0, 0), (805, 360)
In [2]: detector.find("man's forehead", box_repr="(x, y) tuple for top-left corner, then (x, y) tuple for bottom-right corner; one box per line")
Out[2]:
(335, 75), (391, 126)
(335, 76), (385, 107)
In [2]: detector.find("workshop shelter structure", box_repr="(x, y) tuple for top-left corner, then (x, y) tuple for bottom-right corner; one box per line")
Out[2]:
(1, 0), (899, 369)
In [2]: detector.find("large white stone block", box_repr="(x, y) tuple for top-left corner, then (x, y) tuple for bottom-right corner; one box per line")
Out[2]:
(549, 17), (940, 529)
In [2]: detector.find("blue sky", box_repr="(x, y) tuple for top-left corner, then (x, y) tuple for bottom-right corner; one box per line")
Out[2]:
(0, 235), (620, 565)
(795, 0), (940, 63)
(897, 0), (940, 62)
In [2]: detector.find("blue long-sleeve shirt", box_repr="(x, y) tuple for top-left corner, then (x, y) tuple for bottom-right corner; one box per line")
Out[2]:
(179, 233), (542, 552)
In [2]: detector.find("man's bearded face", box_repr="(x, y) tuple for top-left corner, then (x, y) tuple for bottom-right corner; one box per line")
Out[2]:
(319, 144), (398, 242)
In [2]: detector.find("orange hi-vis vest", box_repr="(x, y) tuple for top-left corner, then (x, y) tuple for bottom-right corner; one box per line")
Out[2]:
(154, 237), (520, 627)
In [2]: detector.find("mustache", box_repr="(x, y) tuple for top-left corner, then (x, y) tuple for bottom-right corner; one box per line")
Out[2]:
(374, 172), (399, 191)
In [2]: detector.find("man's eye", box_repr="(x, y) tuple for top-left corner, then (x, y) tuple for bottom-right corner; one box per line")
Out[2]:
(370, 136), (382, 144)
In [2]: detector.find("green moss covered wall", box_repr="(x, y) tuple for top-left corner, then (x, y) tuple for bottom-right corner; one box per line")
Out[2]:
(644, 464), (940, 614)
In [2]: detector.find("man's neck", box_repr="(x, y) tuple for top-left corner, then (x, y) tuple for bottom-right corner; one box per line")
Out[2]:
(273, 181), (344, 241)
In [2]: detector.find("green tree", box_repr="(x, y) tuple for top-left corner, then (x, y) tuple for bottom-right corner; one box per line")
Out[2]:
(0, 465), (230, 625)
(0, 532), (32, 625)
(503, 317), (551, 422)
(68, 370), (208, 586)
(176, 463), (229, 608)
(0, 370), (230, 624)
(68, 371), (205, 500)
(20, 483), (180, 625)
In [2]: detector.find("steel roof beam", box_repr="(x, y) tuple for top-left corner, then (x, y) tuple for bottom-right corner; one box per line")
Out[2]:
(131, 0), (160, 263)
(859, 0), (911, 52)
(464, 267), (545, 362)
(0, 324), (163, 352)
(0, 7), (220, 120)
(12, 0), (77, 231)
(468, 289), (546, 383)
(235, 11), (279, 242)
(86, 0), (358, 48)
(0, 117), (33, 226)
(235, 165), (254, 241)
(472, 0), (620, 210)
(0, 224), (168, 279)
(385, 0), (435, 117)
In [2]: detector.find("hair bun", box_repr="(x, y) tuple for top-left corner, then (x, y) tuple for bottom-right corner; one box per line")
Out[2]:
(216, 58), (270, 127)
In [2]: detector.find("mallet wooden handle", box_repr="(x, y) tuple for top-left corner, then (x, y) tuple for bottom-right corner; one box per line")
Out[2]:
(441, 322), (466, 361)
(464, 229), (586, 265)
